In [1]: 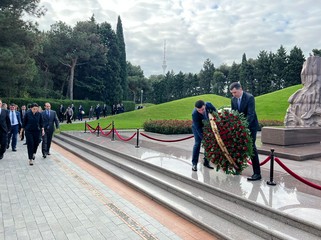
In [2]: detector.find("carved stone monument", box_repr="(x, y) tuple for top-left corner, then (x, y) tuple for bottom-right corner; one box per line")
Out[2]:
(260, 56), (321, 160)
(284, 56), (321, 127)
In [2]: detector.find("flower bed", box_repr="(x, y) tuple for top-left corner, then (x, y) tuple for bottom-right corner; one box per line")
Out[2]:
(202, 110), (253, 175)
(143, 119), (192, 134)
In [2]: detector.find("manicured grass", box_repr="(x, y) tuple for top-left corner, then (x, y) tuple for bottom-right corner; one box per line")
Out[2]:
(256, 85), (302, 121)
(60, 85), (302, 131)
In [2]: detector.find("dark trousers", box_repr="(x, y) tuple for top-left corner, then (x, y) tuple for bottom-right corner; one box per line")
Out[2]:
(25, 130), (41, 160)
(7, 124), (19, 149)
(0, 130), (8, 155)
(192, 126), (202, 166)
(42, 129), (54, 154)
(250, 129), (261, 175)
(8, 124), (19, 149)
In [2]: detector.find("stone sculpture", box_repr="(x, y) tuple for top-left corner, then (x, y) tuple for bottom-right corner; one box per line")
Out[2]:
(284, 56), (321, 127)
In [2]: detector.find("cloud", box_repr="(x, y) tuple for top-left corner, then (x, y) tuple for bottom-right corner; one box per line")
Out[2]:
(27, 0), (321, 77)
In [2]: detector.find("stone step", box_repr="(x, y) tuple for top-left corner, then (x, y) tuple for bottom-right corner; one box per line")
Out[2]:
(53, 132), (321, 240)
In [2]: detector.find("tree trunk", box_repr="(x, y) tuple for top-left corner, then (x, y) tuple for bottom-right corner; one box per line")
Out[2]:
(69, 58), (78, 100)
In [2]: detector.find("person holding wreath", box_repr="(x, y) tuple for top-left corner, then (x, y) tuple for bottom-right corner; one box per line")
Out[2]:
(192, 100), (217, 171)
(229, 82), (261, 181)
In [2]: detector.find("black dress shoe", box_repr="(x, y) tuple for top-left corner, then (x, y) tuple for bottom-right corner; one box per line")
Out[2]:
(42, 155), (46, 158)
(203, 162), (214, 169)
(192, 165), (197, 171)
(12, 148), (17, 152)
(247, 174), (262, 181)
(47, 152), (51, 155)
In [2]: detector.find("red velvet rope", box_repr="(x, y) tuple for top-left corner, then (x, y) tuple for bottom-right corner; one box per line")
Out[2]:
(86, 123), (98, 133)
(140, 132), (194, 142)
(247, 155), (271, 166)
(274, 157), (321, 191)
(114, 129), (137, 141)
(99, 127), (113, 137)
(101, 123), (112, 130)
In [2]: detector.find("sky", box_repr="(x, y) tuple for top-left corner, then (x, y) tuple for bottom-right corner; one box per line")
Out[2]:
(27, 0), (321, 77)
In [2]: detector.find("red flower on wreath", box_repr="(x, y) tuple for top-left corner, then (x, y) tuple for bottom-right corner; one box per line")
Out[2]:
(202, 110), (253, 175)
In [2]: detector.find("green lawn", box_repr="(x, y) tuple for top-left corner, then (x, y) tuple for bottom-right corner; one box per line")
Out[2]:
(60, 85), (302, 131)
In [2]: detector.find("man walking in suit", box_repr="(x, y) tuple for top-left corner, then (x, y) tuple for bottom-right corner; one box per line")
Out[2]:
(191, 100), (216, 171)
(229, 82), (261, 181)
(41, 102), (59, 158)
(0, 99), (11, 159)
(8, 103), (22, 151)
(19, 105), (27, 141)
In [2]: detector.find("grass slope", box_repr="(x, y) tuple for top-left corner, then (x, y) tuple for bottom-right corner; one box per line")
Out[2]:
(60, 85), (302, 131)
(256, 85), (302, 121)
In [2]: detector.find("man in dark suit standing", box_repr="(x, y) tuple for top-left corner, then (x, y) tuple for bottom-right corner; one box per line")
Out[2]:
(0, 99), (11, 159)
(41, 102), (59, 158)
(229, 82), (261, 181)
(192, 100), (216, 171)
(8, 103), (22, 151)
(19, 105), (27, 141)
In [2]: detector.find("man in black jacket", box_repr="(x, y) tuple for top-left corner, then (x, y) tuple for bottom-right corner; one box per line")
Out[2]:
(230, 82), (261, 181)
(191, 100), (216, 171)
(0, 99), (11, 159)
(41, 102), (59, 158)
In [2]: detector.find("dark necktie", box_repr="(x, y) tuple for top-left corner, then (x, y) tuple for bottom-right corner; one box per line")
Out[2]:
(238, 98), (241, 111)
(47, 110), (50, 118)
(11, 111), (14, 125)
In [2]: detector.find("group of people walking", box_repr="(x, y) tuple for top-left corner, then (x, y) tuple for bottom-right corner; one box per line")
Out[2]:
(58, 103), (109, 123)
(0, 101), (59, 165)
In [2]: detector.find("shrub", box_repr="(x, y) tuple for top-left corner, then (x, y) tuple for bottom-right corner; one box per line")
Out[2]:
(143, 120), (192, 134)
(258, 119), (284, 131)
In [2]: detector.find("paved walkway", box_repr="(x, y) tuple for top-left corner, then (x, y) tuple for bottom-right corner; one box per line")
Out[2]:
(0, 139), (215, 240)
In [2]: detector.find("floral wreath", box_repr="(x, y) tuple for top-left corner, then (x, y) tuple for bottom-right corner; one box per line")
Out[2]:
(202, 109), (253, 175)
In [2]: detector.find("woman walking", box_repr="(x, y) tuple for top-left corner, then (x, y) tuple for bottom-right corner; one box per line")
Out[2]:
(20, 103), (44, 165)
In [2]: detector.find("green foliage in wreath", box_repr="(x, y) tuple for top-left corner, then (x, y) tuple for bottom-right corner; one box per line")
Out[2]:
(202, 110), (253, 175)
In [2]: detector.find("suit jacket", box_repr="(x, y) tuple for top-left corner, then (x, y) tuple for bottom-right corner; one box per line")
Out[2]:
(23, 110), (44, 132)
(10, 111), (22, 127)
(192, 102), (217, 139)
(19, 109), (27, 121)
(231, 91), (259, 131)
(0, 109), (11, 133)
(42, 110), (59, 132)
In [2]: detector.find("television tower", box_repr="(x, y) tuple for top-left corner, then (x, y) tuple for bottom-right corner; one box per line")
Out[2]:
(162, 40), (167, 75)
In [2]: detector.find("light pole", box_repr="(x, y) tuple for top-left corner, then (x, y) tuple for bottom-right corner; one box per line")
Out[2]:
(140, 89), (143, 106)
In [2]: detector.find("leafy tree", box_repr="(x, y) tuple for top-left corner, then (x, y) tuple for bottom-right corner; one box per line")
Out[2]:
(254, 50), (272, 95)
(0, 0), (45, 97)
(284, 46), (305, 87)
(270, 45), (287, 90)
(212, 70), (226, 96)
(312, 49), (321, 57)
(46, 20), (106, 100)
(199, 58), (215, 94)
(127, 62), (146, 102)
(116, 16), (128, 100)
(184, 73), (200, 97)
(227, 62), (240, 93)
(98, 22), (122, 105)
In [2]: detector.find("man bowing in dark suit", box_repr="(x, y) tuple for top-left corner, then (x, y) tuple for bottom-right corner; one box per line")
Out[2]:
(0, 99), (11, 159)
(41, 102), (59, 158)
(229, 82), (261, 181)
(192, 100), (217, 171)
